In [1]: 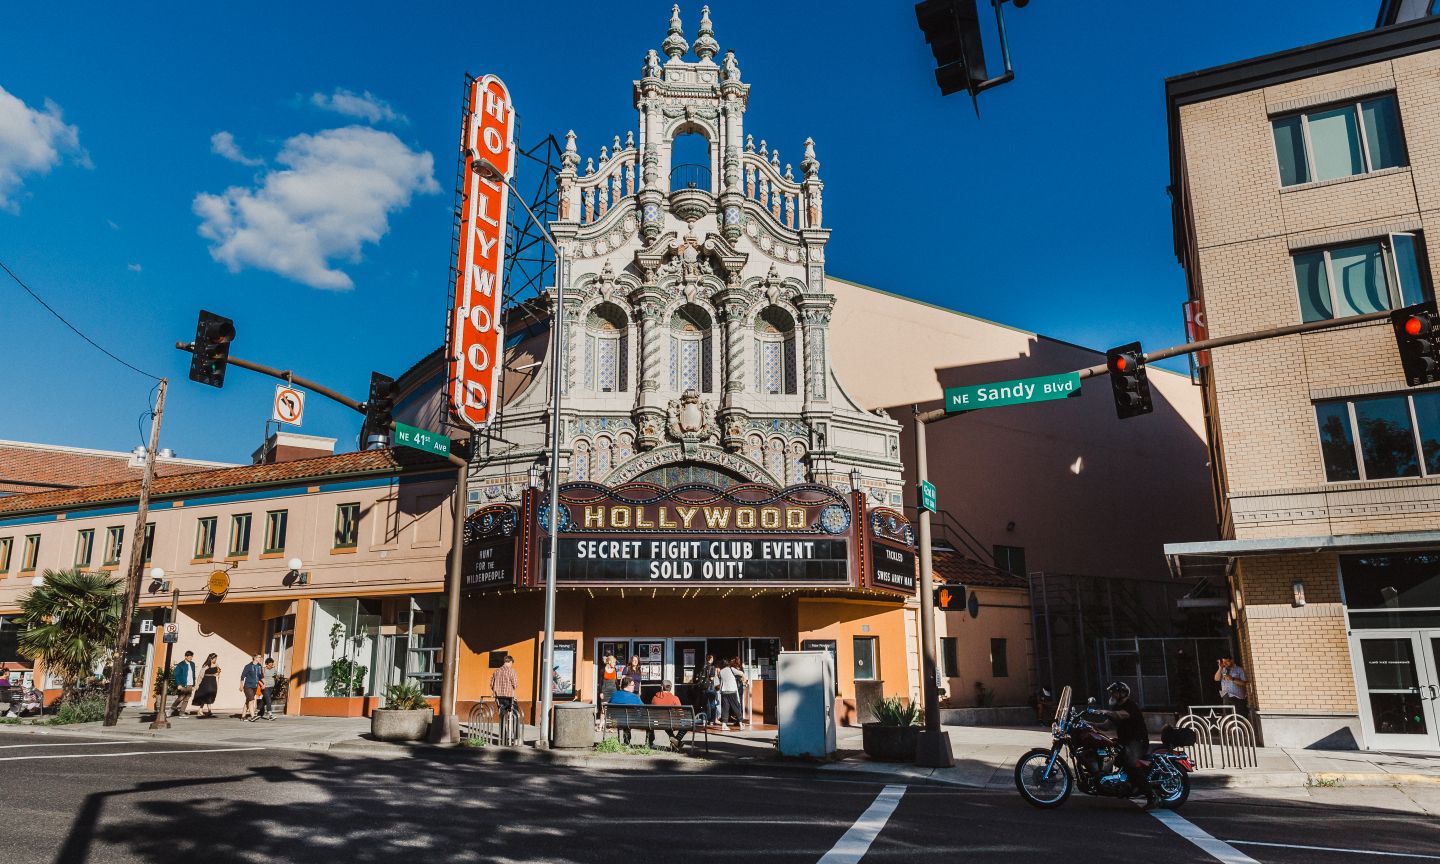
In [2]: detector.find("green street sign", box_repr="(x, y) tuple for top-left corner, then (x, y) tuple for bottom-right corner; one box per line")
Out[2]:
(918, 480), (937, 513)
(394, 422), (451, 458)
(944, 371), (1082, 414)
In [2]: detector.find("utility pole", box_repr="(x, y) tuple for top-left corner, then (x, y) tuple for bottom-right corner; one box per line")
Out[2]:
(149, 587), (179, 729)
(104, 377), (166, 727)
(912, 406), (955, 768)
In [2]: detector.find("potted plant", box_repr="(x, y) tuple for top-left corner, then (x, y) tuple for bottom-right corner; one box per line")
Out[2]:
(861, 696), (921, 762)
(370, 682), (433, 741)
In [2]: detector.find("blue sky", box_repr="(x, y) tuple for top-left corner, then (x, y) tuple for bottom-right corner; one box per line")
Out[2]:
(0, 1), (1377, 463)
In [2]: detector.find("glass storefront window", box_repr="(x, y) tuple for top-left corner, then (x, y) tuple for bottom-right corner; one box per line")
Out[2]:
(853, 636), (878, 681)
(1342, 553), (1440, 611)
(307, 595), (443, 698)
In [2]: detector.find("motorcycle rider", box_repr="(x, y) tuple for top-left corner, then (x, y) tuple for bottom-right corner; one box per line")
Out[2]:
(1093, 681), (1157, 808)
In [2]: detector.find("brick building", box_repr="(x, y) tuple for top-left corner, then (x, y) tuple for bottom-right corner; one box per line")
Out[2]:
(1164, 14), (1440, 750)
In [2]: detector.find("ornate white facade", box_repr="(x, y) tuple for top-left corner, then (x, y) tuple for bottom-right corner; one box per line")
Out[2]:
(467, 6), (903, 505)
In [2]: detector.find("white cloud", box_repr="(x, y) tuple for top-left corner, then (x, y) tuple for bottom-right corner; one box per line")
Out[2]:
(310, 88), (406, 124)
(127, 263), (142, 272)
(210, 131), (263, 166)
(0, 84), (86, 212)
(193, 126), (438, 290)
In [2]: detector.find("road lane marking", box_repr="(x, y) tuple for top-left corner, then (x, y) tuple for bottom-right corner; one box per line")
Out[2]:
(1148, 809), (1258, 864)
(817, 784), (906, 864)
(0, 746), (263, 761)
(0, 741), (136, 749)
(1226, 840), (1440, 860)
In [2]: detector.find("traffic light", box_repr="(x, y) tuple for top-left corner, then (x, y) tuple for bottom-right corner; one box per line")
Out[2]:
(1391, 300), (1440, 386)
(916, 0), (989, 100)
(362, 372), (396, 448)
(935, 584), (965, 611)
(1106, 341), (1153, 420)
(189, 310), (235, 388)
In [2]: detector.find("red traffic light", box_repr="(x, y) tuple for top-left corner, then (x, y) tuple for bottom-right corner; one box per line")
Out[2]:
(1404, 313), (1434, 337)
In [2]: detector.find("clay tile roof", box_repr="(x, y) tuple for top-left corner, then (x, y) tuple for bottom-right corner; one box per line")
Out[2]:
(931, 548), (1027, 589)
(0, 448), (448, 516)
(0, 440), (230, 497)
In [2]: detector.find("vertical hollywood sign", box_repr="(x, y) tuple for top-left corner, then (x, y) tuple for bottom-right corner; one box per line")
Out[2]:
(448, 74), (516, 429)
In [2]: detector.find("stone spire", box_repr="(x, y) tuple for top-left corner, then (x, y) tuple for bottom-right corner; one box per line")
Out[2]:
(801, 137), (819, 179)
(662, 5), (688, 61)
(694, 5), (719, 62)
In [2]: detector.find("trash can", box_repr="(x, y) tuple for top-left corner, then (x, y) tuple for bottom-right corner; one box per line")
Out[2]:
(552, 701), (596, 749)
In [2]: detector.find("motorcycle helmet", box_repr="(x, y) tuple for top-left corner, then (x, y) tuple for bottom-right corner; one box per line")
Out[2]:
(1105, 681), (1131, 702)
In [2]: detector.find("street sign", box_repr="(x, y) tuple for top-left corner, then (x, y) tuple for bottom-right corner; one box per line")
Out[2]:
(918, 480), (937, 513)
(206, 570), (230, 597)
(162, 622), (178, 644)
(944, 370), (1082, 414)
(394, 422), (452, 458)
(448, 74), (517, 430)
(272, 384), (306, 426)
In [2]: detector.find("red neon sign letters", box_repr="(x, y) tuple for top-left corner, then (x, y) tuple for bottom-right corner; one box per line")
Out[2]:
(448, 74), (516, 429)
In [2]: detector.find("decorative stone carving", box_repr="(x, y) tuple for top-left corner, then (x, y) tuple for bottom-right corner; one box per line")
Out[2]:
(662, 5), (688, 61)
(607, 443), (779, 486)
(643, 49), (662, 79)
(666, 388), (720, 446)
(694, 6), (719, 62)
(722, 51), (741, 82)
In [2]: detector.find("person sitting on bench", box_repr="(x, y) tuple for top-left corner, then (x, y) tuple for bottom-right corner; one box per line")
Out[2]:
(649, 680), (687, 750)
(609, 678), (643, 743)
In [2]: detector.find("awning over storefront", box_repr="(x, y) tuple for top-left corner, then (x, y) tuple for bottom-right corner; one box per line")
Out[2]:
(1164, 530), (1440, 578)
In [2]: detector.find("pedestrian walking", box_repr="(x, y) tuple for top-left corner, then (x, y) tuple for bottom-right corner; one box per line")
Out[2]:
(600, 653), (618, 702)
(1216, 656), (1250, 717)
(717, 656), (743, 731)
(241, 654), (264, 721)
(701, 654), (721, 725)
(258, 657), (280, 720)
(171, 650), (198, 717)
(729, 656), (748, 728)
(490, 654), (518, 713)
(192, 653), (220, 717)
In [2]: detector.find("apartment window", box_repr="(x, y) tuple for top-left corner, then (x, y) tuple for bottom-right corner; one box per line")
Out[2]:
(1272, 94), (1406, 186)
(993, 544), (1026, 576)
(0, 537), (11, 572)
(852, 636), (879, 681)
(991, 638), (1009, 678)
(194, 517), (217, 559)
(263, 510), (288, 554)
(941, 637), (959, 679)
(74, 529), (94, 568)
(103, 527), (124, 566)
(1294, 234), (1427, 323)
(334, 503), (360, 549)
(1316, 390), (1440, 481)
(20, 535), (40, 571)
(230, 514), (252, 557)
(141, 523), (155, 565)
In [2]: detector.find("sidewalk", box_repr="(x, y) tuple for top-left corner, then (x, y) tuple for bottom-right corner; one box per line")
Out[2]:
(819, 725), (1440, 791)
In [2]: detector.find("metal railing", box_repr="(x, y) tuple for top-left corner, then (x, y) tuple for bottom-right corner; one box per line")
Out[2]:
(670, 163), (711, 191)
(461, 696), (522, 746)
(1177, 705), (1257, 769)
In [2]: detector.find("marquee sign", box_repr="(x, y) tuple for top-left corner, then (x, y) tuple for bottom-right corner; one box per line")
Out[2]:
(447, 74), (516, 430)
(531, 482), (857, 586)
(462, 505), (520, 593)
(865, 507), (918, 595)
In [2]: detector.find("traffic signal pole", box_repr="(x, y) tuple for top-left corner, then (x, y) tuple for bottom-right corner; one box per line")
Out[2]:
(175, 342), (471, 743)
(103, 378), (166, 727)
(913, 407), (954, 769)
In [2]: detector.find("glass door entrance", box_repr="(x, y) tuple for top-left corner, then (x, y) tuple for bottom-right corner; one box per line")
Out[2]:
(1351, 630), (1440, 751)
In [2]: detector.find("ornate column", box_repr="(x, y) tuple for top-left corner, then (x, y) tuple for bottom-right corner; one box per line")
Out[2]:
(799, 300), (833, 405)
(717, 295), (749, 452)
(631, 292), (667, 450)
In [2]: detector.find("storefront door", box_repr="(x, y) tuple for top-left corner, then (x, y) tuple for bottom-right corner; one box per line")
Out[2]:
(1350, 630), (1440, 751)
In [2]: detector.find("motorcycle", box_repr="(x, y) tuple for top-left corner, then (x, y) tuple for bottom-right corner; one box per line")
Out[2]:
(1013, 685), (1195, 810)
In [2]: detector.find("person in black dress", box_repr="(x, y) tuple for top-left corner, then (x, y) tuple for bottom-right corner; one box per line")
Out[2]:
(192, 653), (220, 717)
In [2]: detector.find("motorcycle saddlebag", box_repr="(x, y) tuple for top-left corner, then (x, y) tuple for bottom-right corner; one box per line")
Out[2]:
(1161, 725), (1197, 748)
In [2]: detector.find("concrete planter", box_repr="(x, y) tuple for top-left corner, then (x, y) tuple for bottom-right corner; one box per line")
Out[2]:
(861, 723), (919, 762)
(370, 708), (433, 741)
(938, 706), (1039, 727)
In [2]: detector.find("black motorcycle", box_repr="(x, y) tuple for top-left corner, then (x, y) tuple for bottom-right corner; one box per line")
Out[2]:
(1014, 686), (1195, 810)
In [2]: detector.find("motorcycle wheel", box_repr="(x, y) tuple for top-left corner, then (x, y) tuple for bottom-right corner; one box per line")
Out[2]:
(1014, 748), (1073, 809)
(1152, 766), (1191, 810)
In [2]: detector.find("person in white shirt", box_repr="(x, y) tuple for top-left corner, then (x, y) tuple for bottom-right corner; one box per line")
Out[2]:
(1215, 656), (1249, 717)
(716, 657), (746, 730)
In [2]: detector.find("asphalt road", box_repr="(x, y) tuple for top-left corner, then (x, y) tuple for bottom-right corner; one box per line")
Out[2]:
(1, 731), (1437, 864)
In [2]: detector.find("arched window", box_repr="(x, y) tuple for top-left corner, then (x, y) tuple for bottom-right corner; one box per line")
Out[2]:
(584, 303), (629, 393)
(745, 433), (764, 465)
(788, 440), (807, 485)
(670, 129), (711, 192)
(571, 440), (591, 482)
(616, 431), (635, 464)
(755, 306), (797, 396)
(593, 435), (614, 479)
(670, 304), (713, 393)
(766, 437), (787, 480)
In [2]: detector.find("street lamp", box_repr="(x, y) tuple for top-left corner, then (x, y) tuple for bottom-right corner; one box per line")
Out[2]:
(473, 159), (565, 749)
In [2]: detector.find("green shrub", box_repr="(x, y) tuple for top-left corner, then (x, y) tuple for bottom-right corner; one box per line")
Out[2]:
(461, 736), (487, 748)
(49, 692), (106, 725)
(592, 736), (654, 755)
(873, 696), (920, 727)
(381, 682), (430, 711)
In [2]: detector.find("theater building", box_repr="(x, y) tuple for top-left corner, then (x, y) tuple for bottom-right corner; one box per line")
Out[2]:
(397, 8), (924, 724)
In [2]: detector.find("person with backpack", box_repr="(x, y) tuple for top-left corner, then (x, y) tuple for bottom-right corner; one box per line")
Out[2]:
(241, 654), (264, 721)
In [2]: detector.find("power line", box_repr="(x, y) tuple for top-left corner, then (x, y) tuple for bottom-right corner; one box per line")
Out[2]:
(0, 256), (161, 381)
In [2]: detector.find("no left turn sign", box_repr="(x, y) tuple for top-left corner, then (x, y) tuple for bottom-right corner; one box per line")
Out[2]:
(273, 385), (306, 426)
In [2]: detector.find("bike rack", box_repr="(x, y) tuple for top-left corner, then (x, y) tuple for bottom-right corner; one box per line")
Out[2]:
(1177, 705), (1257, 769)
(460, 696), (521, 746)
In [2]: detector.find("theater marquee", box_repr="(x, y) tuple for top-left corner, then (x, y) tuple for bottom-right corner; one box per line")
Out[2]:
(531, 482), (859, 587)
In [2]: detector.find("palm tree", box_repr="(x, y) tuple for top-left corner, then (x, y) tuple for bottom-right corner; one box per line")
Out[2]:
(16, 568), (122, 695)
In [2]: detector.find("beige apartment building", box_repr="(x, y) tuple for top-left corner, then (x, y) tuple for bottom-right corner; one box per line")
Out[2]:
(1165, 15), (1440, 750)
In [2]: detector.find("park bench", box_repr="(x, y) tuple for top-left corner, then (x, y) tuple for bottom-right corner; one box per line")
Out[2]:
(603, 704), (709, 754)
